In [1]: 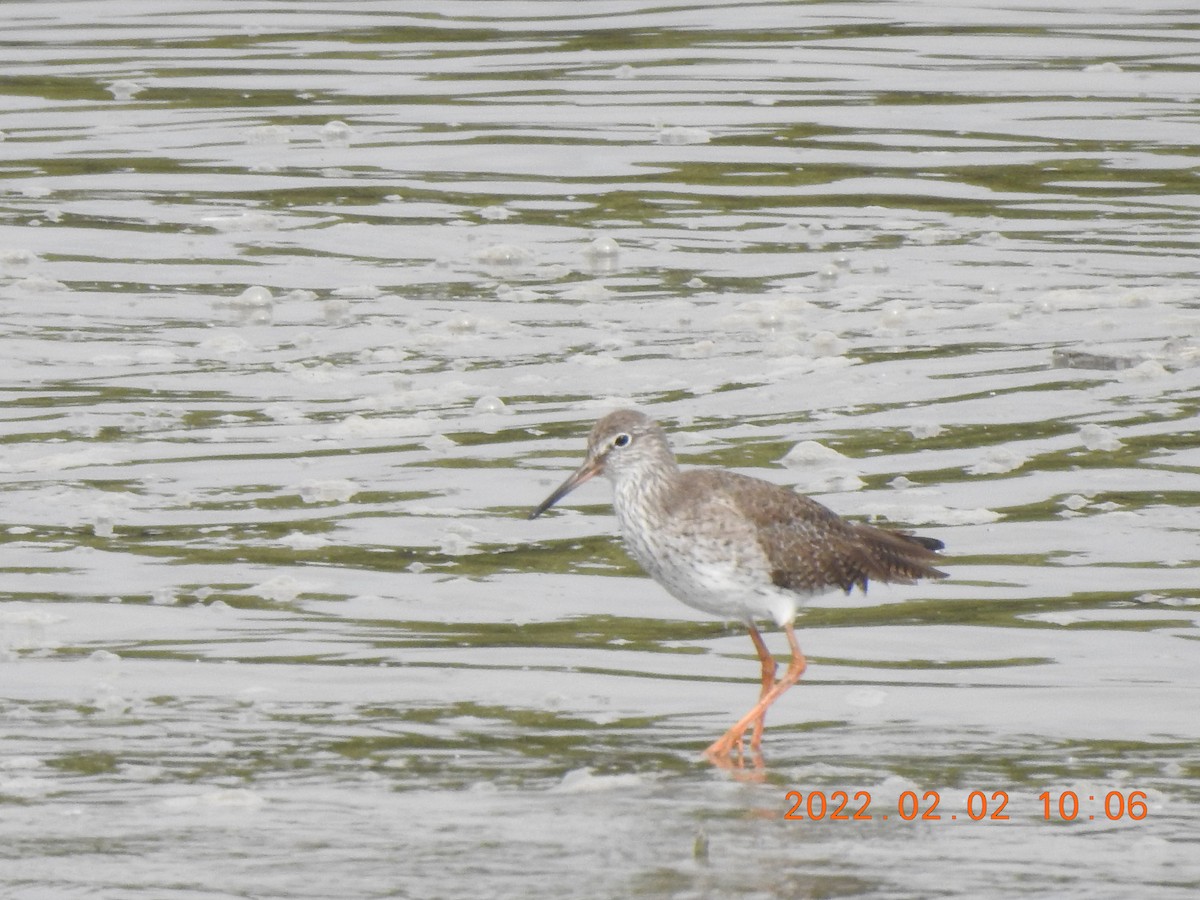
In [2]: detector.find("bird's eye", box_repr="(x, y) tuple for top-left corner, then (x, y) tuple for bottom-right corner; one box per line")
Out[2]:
(612, 432), (631, 448)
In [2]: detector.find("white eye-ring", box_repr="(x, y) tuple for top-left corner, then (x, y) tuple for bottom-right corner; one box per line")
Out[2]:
(612, 432), (632, 448)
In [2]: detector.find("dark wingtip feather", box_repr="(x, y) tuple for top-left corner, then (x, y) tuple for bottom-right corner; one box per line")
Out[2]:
(851, 523), (948, 588)
(906, 534), (944, 552)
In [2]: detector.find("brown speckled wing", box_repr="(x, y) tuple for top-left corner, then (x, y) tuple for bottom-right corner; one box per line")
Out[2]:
(706, 471), (948, 595)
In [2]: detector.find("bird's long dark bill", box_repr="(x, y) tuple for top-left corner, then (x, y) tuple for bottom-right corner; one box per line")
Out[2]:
(529, 457), (602, 519)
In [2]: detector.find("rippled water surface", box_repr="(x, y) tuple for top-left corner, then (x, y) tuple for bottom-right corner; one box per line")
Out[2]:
(2, 2), (1199, 897)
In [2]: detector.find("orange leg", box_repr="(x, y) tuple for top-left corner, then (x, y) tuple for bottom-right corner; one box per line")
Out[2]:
(746, 625), (777, 751)
(704, 623), (806, 761)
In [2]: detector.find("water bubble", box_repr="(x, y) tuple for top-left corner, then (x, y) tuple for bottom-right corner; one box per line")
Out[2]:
(757, 309), (782, 330)
(473, 395), (508, 414)
(879, 299), (908, 329)
(809, 331), (847, 357)
(230, 286), (274, 308)
(476, 244), (533, 266)
(446, 315), (477, 333)
(319, 120), (353, 144)
(585, 236), (620, 259)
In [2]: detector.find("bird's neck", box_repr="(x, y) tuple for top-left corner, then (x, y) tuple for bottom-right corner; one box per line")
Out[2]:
(611, 454), (678, 520)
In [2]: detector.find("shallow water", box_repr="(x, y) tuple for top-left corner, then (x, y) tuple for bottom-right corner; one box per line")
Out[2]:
(1, 2), (1198, 897)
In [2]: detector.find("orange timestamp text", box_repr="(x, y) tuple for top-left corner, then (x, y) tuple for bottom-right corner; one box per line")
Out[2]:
(783, 789), (1149, 822)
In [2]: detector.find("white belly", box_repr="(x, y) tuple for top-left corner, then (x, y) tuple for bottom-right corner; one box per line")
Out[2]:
(615, 505), (807, 627)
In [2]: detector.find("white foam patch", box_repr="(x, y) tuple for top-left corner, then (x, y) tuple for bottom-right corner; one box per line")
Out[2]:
(1079, 423), (1123, 451)
(966, 447), (1027, 475)
(778, 440), (847, 468)
(299, 480), (358, 503)
(327, 414), (434, 439)
(549, 768), (645, 793)
(250, 575), (309, 604)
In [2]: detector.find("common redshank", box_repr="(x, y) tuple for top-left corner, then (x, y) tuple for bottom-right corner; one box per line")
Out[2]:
(529, 409), (947, 761)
